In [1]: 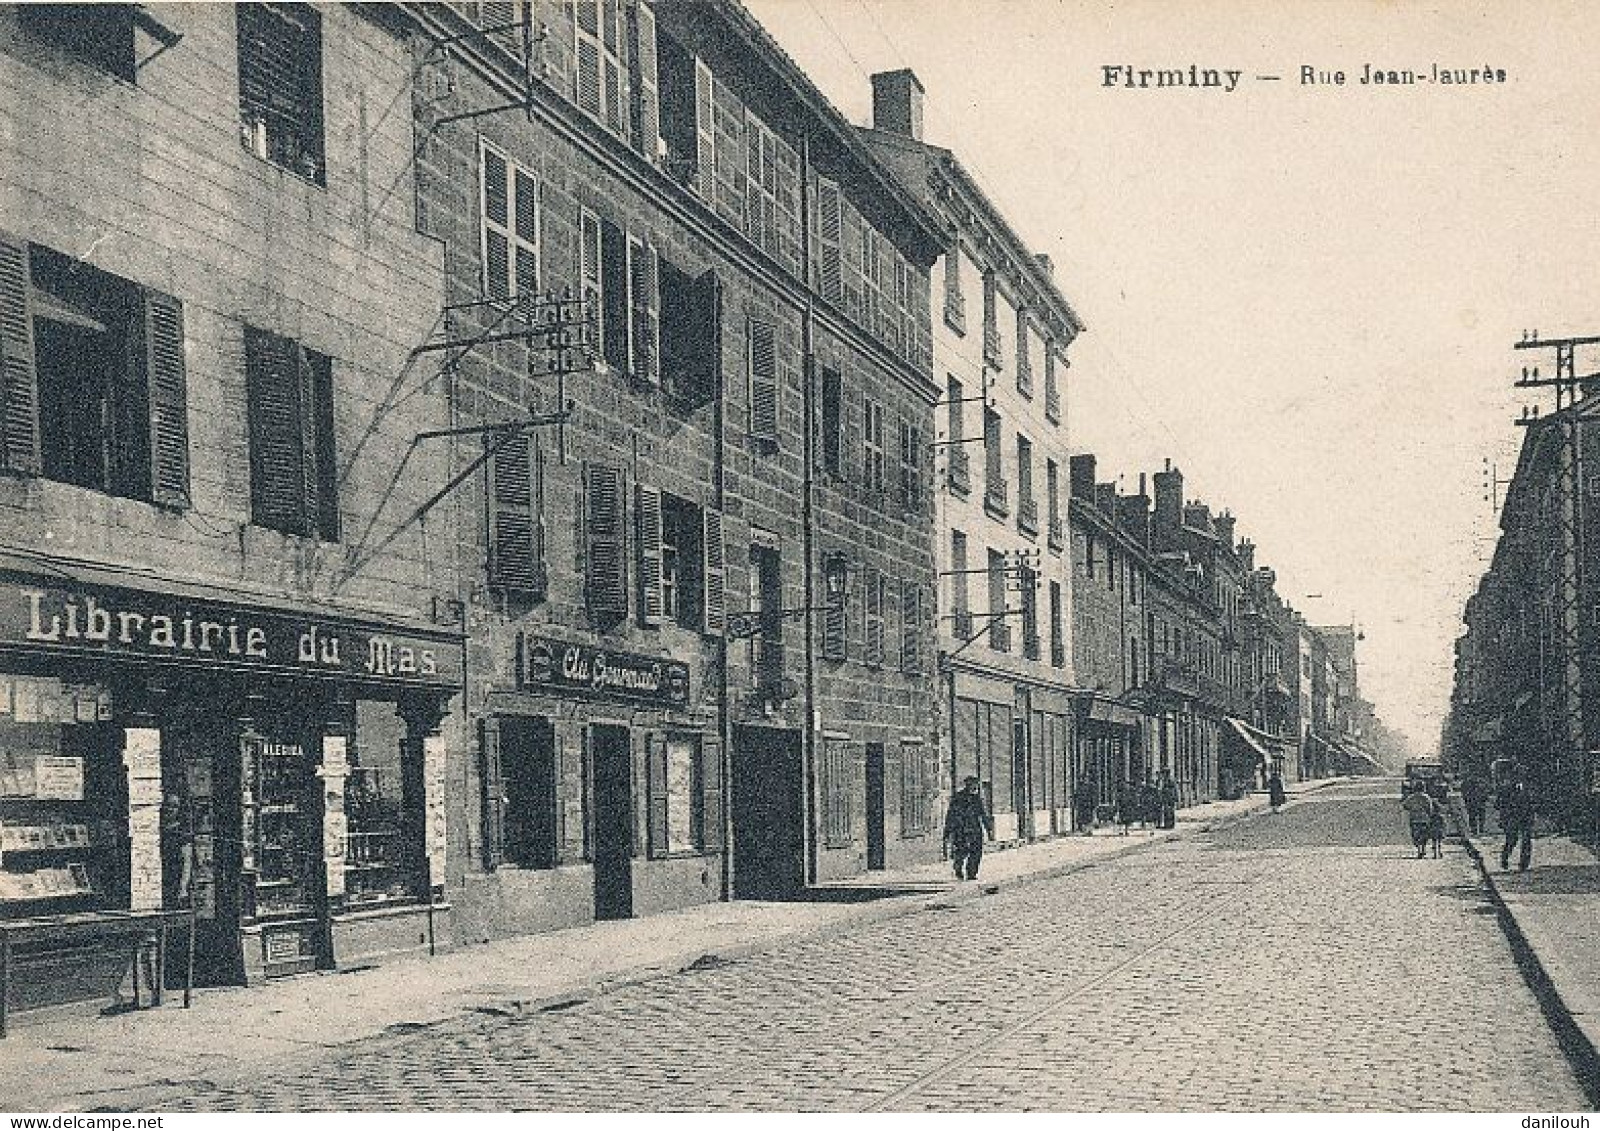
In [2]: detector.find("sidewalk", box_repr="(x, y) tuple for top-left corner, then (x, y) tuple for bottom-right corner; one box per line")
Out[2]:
(1460, 824), (1600, 1100)
(0, 779), (1342, 1112)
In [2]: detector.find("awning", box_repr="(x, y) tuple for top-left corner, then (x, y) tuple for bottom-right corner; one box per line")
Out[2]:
(1225, 717), (1276, 762)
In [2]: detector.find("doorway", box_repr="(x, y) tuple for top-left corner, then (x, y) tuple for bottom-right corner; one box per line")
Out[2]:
(731, 726), (804, 899)
(590, 724), (633, 921)
(864, 742), (885, 871)
(1012, 717), (1031, 839)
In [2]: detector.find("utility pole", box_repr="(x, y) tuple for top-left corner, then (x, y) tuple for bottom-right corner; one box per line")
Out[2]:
(1514, 330), (1599, 827)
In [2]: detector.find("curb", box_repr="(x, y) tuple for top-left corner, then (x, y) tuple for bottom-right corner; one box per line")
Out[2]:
(1458, 831), (1600, 1108)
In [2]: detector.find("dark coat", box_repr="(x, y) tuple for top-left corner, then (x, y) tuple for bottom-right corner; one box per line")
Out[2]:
(944, 790), (991, 847)
(1268, 775), (1287, 808)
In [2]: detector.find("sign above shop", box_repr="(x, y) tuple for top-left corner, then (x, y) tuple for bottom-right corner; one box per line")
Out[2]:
(2, 577), (462, 689)
(520, 635), (690, 709)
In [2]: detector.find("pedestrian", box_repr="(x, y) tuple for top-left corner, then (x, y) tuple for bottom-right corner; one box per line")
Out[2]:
(1401, 779), (1434, 858)
(1426, 776), (1449, 858)
(1073, 780), (1097, 834)
(1157, 770), (1178, 829)
(1498, 775), (1534, 873)
(1460, 773), (1489, 836)
(1267, 768), (1287, 813)
(943, 775), (993, 880)
(1115, 780), (1134, 835)
(1138, 779), (1159, 833)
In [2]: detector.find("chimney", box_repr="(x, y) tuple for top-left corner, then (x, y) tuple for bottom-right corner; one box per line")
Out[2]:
(1095, 482), (1117, 516)
(1183, 501), (1212, 532)
(1214, 511), (1236, 550)
(1153, 463), (1184, 540)
(1238, 538), (1256, 573)
(1069, 453), (1096, 501)
(1116, 488), (1150, 545)
(871, 69), (924, 141)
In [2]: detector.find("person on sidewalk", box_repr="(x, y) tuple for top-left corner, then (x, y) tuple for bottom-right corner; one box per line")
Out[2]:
(1267, 769), (1287, 814)
(1073, 780), (1097, 834)
(1401, 780), (1435, 858)
(1499, 775), (1534, 873)
(943, 776), (993, 880)
(1426, 776), (1450, 858)
(1157, 770), (1178, 829)
(1115, 780), (1134, 836)
(1460, 773), (1489, 835)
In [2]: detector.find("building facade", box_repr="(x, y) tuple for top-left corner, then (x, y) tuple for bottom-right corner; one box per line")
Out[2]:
(860, 69), (1084, 844)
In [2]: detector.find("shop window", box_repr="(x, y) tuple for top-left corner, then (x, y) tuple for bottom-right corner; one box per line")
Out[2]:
(0, 240), (190, 506)
(863, 397), (886, 497)
(821, 739), (852, 847)
(22, 4), (137, 82)
(244, 325), (339, 541)
(491, 715), (558, 870)
(243, 728), (317, 922)
(659, 261), (719, 406)
(345, 701), (426, 906)
(646, 733), (708, 857)
(237, 2), (325, 185)
(820, 366), (843, 478)
(481, 141), (539, 304)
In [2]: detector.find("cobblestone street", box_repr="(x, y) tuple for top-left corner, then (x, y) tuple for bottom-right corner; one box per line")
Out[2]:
(154, 781), (1587, 1112)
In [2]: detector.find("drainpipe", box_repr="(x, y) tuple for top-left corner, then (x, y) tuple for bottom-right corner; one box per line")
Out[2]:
(799, 132), (820, 887)
(715, 280), (733, 902)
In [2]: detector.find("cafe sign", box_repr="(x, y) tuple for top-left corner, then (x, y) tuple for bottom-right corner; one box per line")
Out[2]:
(2, 577), (463, 689)
(521, 635), (690, 709)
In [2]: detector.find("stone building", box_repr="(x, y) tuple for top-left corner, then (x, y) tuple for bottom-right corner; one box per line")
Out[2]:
(406, 0), (945, 938)
(0, 2), (463, 1007)
(860, 69), (1084, 844)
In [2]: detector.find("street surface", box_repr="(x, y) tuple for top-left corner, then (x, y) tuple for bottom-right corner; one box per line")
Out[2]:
(159, 780), (1587, 1111)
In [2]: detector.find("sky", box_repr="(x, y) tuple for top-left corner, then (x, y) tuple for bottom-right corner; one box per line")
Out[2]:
(743, 0), (1600, 752)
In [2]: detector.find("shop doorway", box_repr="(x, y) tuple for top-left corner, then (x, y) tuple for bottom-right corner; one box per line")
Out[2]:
(731, 726), (804, 900)
(590, 724), (633, 921)
(864, 742), (885, 871)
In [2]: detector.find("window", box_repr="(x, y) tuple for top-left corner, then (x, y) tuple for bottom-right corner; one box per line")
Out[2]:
(750, 545), (783, 693)
(487, 432), (546, 598)
(748, 319), (778, 442)
(983, 406), (1006, 511)
(1016, 433), (1035, 532)
(950, 530), (972, 638)
(988, 549), (1010, 652)
(822, 739), (852, 846)
(586, 213), (661, 383)
(946, 374), (970, 493)
(744, 113), (781, 257)
(647, 734), (710, 856)
(943, 247), (966, 334)
(21, 4), (136, 81)
(481, 143), (539, 303)
(1046, 459), (1063, 550)
(1044, 345), (1062, 424)
(816, 179), (844, 306)
(900, 740), (930, 835)
(1049, 580), (1065, 667)
(573, 0), (627, 135)
(864, 397), (887, 497)
(982, 270), (1001, 367)
(898, 419), (923, 513)
(655, 29), (699, 181)
(645, 492), (704, 630)
(1020, 565), (1039, 660)
(487, 715), (559, 870)
(1016, 309), (1033, 396)
(237, 3), (325, 184)
(344, 701), (426, 905)
(659, 261), (719, 406)
(0, 240), (190, 507)
(245, 326), (338, 540)
(822, 553), (848, 661)
(820, 367), (843, 477)
(863, 566), (886, 668)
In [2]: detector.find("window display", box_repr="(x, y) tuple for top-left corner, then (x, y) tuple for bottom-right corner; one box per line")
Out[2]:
(344, 702), (425, 905)
(242, 732), (314, 920)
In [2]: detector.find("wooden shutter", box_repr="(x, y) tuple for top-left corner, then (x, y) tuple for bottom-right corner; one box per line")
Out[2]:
(143, 289), (190, 508)
(574, 0), (603, 118)
(308, 349), (339, 542)
(514, 168), (539, 296)
(627, 237), (659, 382)
(602, 0), (625, 134)
(481, 145), (512, 301)
(817, 179), (842, 305)
(487, 431), (545, 596)
(584, 461), (628, 619)
(747, 318), (777, 442)
(631, 0), (659, 161)
(0, 235), (40, 475)
(901, 582), (923, 673)
(699, 735), (724, 851)
(683, 268), (721, 407)
(600, 219), (629, 372)
(480, 717), (506, 868)
(635, 481), (664, 626)
(821, 560), (847, 662)
(646, 733), (668, 858)
(701, 505), (724, 637)
(245, 327), (307, 535)
(693, 56), (715, 200)
(863, 566), (884, 667)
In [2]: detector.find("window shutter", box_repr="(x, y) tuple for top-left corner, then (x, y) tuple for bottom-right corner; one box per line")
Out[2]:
(602, 0), (625, 134)
(307, 349), (339, 542)
(628, 238), (659, 383)
(817, 178), (843, 306)
(693, 56), (715, 201)
(600, 219), (629, 372)
(747, 318), (777, 442)
(683, 268), (721, 408)
(864, 566), (884, 667)
(821, 561), (847, 662)
(743, 115), (761, 243)
(480, 717), (506, 869)
(579, 209), (603, 348)
(699, 736), (724, 851)
(0, 234), (40, 475)
(631, 0), (659, 161)
(646, 733), (668, 858)
(701, 505), (724, 637)
(574, 0), (602, 118)
(487, 431), (545, 597)
(635, 481), (664, 626)
(481, 145), (512, 301)
(143, 289), (191, 509)
(514, 168), (539, 296)
(245, 327), (308, 535)
(584, 461), (628, 620)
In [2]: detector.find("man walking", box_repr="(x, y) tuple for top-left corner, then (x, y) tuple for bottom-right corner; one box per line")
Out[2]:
(1499, 774), (1534, 873)
(943, 776), (993, 880)
(1460, 773), (1489, 835)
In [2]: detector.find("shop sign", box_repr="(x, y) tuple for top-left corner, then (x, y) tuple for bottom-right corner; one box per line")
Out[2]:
(2, 577), (462, 688)
(521, 635), (690, 709)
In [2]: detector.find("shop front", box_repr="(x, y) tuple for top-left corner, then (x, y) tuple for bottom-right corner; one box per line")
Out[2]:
(1072, 693), (1143, 826)
(0, 563), (462, 1021)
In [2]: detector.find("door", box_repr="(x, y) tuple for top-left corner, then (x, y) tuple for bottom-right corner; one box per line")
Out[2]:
(864, 742), (885, 871)
(731, 726), (804, 899)
(590, 724), (633, 921)
(1012, 717), (1031, 839)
